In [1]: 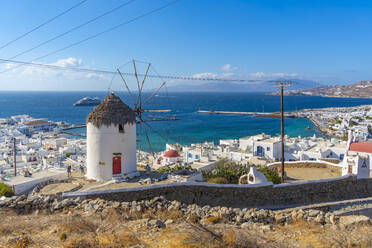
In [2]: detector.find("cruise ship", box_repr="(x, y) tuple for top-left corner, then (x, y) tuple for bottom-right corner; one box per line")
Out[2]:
(73, 97), (101, 106)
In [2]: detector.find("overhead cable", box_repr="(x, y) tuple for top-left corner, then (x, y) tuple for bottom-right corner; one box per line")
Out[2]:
(4, 0), (137, 60)
(0, 58), (261, 82)
(0, 0), (88, 51)
(0, 0), (180, 74)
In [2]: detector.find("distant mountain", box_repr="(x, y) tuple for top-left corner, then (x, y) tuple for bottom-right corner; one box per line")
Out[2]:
(166, 79), (322, 92)
(284, 80), (372, 98)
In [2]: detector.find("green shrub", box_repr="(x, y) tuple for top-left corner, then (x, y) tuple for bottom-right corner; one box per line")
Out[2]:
(257, 167), (281, 184)
(202, 159), (281, 184)
(206, 177), (229, 184)
(157, 164), (196, 174)
(349, 120), (358, 127)
(0, 183), (14, 197)
(202, 159), (246, 184)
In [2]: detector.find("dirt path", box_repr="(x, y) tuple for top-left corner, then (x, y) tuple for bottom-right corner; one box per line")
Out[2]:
(285, 167), (341, 182)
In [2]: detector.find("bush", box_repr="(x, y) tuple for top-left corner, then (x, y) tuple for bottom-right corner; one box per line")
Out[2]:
(206, 177), (229, 184)
(202, 159), (281, 185)
(349, 120), (358, 127)
(257, 167), (281, 184)
(205, 216), (226, 224)
(0, 183), (14, 197)
(202, 159), (246, 184)
(157, 164), (196, 174)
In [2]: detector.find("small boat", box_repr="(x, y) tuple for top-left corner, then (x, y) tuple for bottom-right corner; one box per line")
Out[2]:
(73, 97), (101, 106)
(306, 126), (311, 130)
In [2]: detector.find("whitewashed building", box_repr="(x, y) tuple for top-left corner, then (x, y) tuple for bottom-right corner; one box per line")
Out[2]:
(253, 137), (282, 161)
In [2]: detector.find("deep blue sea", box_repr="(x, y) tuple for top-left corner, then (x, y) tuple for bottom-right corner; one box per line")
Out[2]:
(1, 91), (372, 152)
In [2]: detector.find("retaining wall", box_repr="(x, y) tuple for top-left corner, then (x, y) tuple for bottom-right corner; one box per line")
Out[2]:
(64, 175), (372, 208)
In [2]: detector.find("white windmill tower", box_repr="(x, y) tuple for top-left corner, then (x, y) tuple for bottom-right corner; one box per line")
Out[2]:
(86, 93), (137, 181)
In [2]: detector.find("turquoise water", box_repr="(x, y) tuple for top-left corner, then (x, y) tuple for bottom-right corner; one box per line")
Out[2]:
(1, 91), (372, 152)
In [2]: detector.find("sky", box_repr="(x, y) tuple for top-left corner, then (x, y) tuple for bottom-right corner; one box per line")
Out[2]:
(0, 0), (372, 91)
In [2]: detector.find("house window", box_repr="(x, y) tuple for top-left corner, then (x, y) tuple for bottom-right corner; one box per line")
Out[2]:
(266, 147), (270, 151)
(118, 124), (124, 133)
(195, 155), (200, 159)
(188, 153), (192, 158)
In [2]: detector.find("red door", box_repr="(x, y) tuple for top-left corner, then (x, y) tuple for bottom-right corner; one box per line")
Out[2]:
(112, 156), (121, 174)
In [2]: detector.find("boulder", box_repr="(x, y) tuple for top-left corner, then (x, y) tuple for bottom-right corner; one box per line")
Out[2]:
(149, 219), (165, 228)
(308, 209), (320, 217)
(339, 215), (371, 228)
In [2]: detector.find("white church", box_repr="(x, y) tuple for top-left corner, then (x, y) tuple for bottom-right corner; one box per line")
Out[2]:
(341, 130), (371, 179)
(86, 93), (138, 181)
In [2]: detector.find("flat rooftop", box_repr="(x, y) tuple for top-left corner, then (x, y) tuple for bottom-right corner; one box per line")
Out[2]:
(3, 169), (65, 186)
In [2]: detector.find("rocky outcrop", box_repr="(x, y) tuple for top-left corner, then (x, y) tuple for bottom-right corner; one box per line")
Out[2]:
(1, 194), (365, 229)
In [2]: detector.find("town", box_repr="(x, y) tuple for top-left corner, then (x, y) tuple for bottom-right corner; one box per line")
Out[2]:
(1, 95), (372, 195)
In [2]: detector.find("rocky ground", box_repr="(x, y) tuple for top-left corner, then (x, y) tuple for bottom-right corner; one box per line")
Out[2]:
(1, 195), (372, 247)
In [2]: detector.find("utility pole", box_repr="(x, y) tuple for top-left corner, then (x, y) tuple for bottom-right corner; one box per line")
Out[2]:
(13, 137), (16, 176)
(275, 81), (291, 183)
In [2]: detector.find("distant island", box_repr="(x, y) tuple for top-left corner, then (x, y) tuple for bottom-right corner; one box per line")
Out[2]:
(165, 78), (322, 92)
(280, 80), (372, 98)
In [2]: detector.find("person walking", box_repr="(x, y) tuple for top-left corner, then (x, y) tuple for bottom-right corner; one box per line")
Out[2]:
(79, 164), (85, 174)
(67, 165), (72, 178)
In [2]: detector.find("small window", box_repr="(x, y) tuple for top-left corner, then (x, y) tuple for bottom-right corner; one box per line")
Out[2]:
(266, 147), (270, 151)
(118, 124), (124, 133)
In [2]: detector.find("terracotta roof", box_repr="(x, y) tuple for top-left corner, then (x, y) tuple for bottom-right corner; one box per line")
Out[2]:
(164, 149), (180, 158)
(349, 142), (372, 154)
(87, 93), (136, 127)
(26, 120), (49, 126)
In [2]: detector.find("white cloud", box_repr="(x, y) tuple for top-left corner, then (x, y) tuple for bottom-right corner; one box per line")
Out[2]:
(271, 72), (298, 78)
(220, 64), (238, 72)
(250, 72), (266, 78)
(249, 72), (299, 80)
(0, 57), (108, 81)
(53, 57), (83, 67)
(191, 64), (240, 81)
(86, 73), (106, 80)
(192, 72), (218, 79)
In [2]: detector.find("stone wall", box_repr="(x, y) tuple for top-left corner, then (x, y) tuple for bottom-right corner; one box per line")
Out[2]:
(64, 175), (372, 208)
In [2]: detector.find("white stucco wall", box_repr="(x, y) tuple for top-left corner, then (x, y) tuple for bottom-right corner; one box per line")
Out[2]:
(86, 123), (136, 181)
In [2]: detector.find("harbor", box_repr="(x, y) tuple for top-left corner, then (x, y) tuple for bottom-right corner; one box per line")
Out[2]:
(197, 110), (297, 118)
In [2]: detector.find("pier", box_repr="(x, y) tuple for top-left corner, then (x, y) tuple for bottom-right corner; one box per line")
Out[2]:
(61, 131), (86, 137)
(61, 124), (86, 130)
(197, 110), (296, 118)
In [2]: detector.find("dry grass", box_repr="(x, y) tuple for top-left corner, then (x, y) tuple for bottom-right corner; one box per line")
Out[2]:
(206, 177), (229, 184)
(1, 208), (372, 248)
(278, 219), (372, 248)
(205, 216), (226, 224)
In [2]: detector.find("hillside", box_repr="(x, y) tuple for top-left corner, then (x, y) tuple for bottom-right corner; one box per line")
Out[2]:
(284, 80), (372, 98)
(1, 195), (372, 247)
(165, 79), (322, 93)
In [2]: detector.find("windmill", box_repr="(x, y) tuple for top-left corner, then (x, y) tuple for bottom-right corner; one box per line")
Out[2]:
(116, 60), (177, 165)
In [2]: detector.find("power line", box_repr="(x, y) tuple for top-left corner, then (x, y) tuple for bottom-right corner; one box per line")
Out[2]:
(0, 0), (88, 52)
(0, 0), (180, 75)
(4, 0), (137, 61)
(0, 58), (262, 82)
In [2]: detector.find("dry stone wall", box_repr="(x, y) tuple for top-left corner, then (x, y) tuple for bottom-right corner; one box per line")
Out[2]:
(64, 176), (372, 208)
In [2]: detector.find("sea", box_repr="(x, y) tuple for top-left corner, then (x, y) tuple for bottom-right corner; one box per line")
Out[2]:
(1, 91), (372, 152)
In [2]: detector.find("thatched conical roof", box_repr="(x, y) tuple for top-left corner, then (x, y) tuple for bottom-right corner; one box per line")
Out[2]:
(87, 93), (136, 127)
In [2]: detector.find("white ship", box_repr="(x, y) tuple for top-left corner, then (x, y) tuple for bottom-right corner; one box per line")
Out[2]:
(73, 97), (101, 106)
